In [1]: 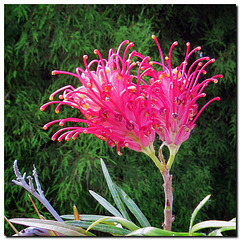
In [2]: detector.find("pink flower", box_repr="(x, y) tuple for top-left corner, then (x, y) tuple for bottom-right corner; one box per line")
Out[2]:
(138, 35), (222, 150)
(40, 41), (155, 155)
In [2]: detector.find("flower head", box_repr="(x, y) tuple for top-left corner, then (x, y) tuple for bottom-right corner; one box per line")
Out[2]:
(41, 41), (155, 155)
(41, 38), (221, 160)
(138, 36), (222, 154)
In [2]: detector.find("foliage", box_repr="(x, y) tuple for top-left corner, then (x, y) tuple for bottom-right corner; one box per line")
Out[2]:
(6, 160), (236, 236)
(5, 4), (236, 236)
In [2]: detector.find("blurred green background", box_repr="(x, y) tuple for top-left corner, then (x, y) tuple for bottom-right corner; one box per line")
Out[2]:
(4, 4), (236, 236)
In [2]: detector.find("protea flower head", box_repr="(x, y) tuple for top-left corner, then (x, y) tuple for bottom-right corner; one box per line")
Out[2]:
(40, 41), (155, 156)
(137, 35), (222, 163)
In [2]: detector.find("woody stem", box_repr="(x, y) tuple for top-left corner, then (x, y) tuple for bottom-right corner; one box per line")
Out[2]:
(143, 144), (175, 231)
(161, 169), (174, 231)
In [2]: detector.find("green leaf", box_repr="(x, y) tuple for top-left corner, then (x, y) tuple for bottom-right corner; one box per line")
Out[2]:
(9, 218), (95, 236)
(89, 190), (122, 218)
(191, 219), (236, 235)
(208, 218), (236, 236)
(61, 214), (107, 221)
(189, 194), (211, 235)
(67, 220), (131, 235)
(126, 227), (206, 236)
(100, 159), (130, 220)
(67, 215), (139, 231)
(87, 216), (139, 231)
(63, 214), (138, 232)
(86, 216), (111, 233)
(114, 184), (151, 228)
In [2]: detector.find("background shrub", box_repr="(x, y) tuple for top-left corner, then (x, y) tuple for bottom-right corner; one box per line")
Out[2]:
(4, 4), (236, 236)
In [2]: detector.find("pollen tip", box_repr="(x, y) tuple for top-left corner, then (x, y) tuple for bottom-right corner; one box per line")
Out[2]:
(43, 126), (48, 130)
(94, 49), (99, 54)
(152, 35), (156, 40)
(105, 67), (110, 73)
(83, 55), (88, 60)
(86, 82), (92, 88)
(216, 97), (220, 101)
(211, 58), (215, 62)
(126, 40), (130, 44)
(198, 46), (201, 50)
(49, 96), (54, 101)
(55, 110), (59, 114)
(214, 79), (218, 84)
(186, 42), (190, 46)
(40, 106), (45, 111)
(117, 151), (123, 156)
(174, 41), (178, 45)
(52, 71), (56, 75)
(51, 137), (56, 141)
(59, 95), (64, 100)
(165, 56), (169, 61)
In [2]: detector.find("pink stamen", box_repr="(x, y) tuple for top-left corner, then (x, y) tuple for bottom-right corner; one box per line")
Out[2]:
(152, 35), (166, 71)
(191, 59), (216, 91)
(191, 97), (220, 125)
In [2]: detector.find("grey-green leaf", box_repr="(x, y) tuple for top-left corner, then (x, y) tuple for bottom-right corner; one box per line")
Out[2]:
(89, 190), (122, 218)
(191, 220), (236, 235)
(189, 194), (211, 235)
(100, 159), (130, 220)
(208, 218), (236, 236)
(61, 214), (107, 221)
(126, 227), (206, 236)
(67, 220), (131, 235)
(9, 218), (94, 236)
(114, 184), (151, 227)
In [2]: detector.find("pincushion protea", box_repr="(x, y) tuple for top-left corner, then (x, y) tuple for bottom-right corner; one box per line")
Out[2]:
(41, 41), (155, 156)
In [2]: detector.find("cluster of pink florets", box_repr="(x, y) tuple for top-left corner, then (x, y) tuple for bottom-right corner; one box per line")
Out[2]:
(41, 36), (222, 155)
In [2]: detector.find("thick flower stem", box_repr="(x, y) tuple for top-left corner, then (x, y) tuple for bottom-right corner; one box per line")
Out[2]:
(161, 169), (174, 231)
(143, 144), (175, 231)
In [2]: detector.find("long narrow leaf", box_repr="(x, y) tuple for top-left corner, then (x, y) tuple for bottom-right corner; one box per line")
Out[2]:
(189, 194), (211, 235)
(114, 184), (151, 228)
(100, 159), (130, 220)
(86, 216), (139, 231)
(208, 218), (236, 236)
(9, 218), (95, 236)
(191, 220), (236, 235)
(61, 214), (107, 221)
(126, 227), (206, 236)
(89, 190), (122, 218)
(86, 216), (110, 233)
(208, 229), (223, 236)
(65, 214), (138, 229)
(67, 220), (131, 235)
